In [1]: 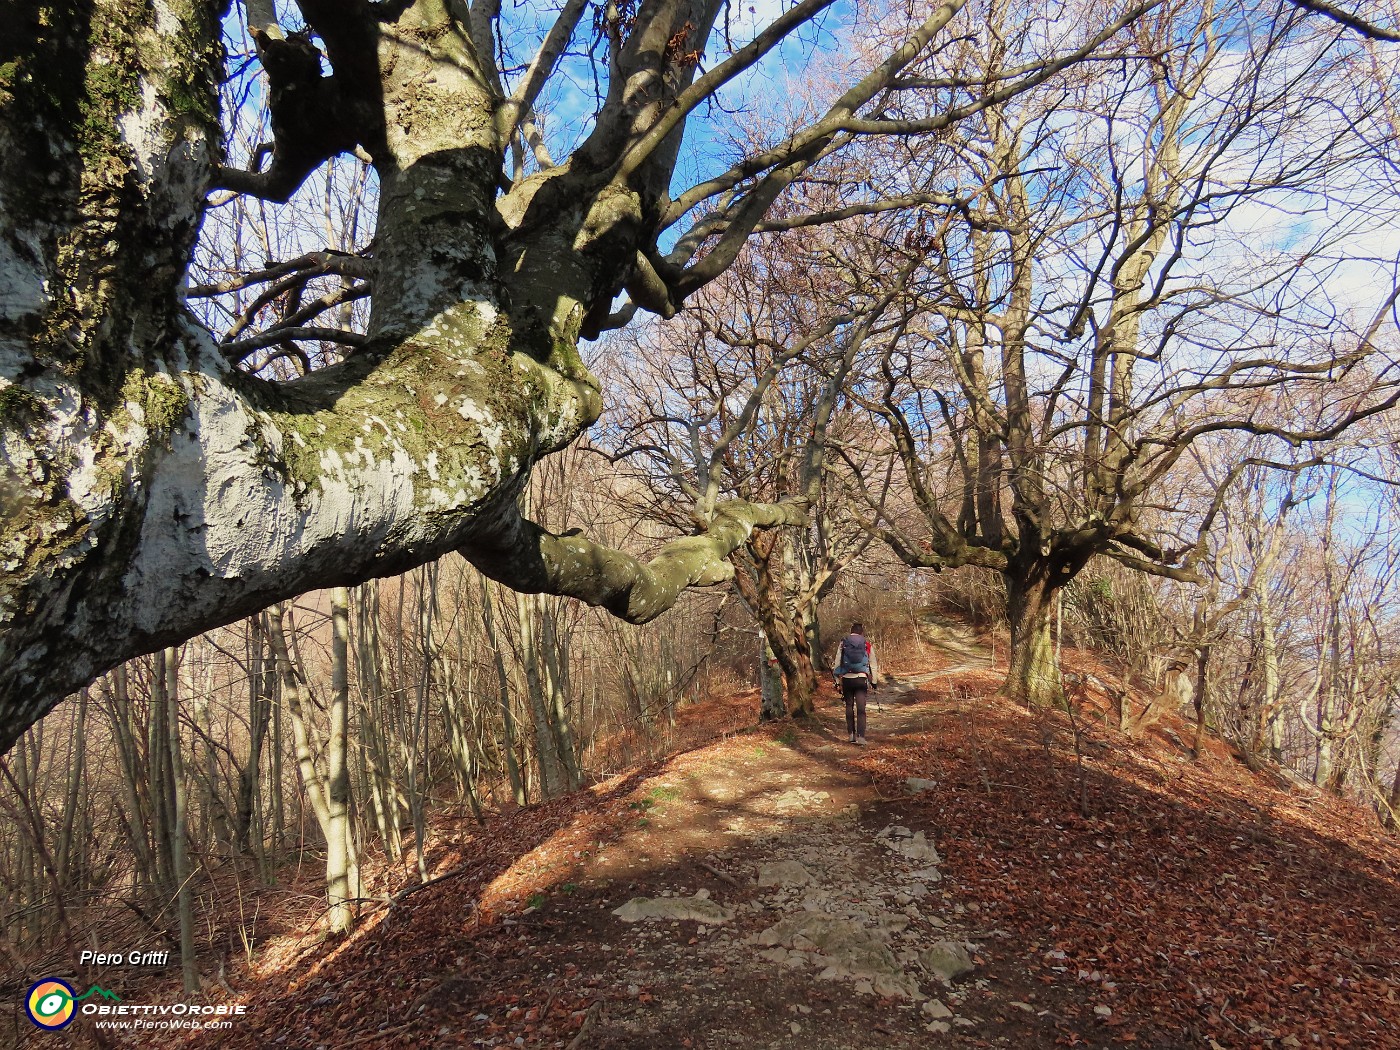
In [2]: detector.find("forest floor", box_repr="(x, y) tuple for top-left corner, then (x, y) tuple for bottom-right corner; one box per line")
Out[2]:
(95, 626), (1400, 1049)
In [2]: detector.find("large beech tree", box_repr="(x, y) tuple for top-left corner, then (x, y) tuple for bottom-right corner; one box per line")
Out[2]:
(856, 0), (1400, 705)
(0, 0), (1157, 751)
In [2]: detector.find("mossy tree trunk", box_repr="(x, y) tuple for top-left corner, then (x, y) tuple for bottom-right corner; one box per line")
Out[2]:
(758, 632), (787, 722)
(733, 532), (820, 718)
(1003, 563), (1064, 709)
(3, 0), (885, 752)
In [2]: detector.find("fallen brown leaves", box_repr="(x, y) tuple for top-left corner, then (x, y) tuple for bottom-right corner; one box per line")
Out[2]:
(175, 651), (1400, 1050)
(854, 661), (1400, 1048)
(172, 689), (765, 1050)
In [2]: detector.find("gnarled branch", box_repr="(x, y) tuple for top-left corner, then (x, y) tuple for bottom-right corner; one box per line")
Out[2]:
(465, 500), (807, 624)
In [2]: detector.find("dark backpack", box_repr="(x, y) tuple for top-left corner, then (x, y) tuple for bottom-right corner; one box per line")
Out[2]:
(839, 634), (869, 675)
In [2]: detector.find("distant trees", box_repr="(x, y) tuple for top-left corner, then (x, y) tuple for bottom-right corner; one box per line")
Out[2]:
(0, 548), (749, 966)
(603, 222), (896, 716)
(838, 0), (1400, 704)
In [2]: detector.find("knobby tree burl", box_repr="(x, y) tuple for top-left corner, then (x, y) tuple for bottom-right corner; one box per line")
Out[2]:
(6, 0), (1129, 753)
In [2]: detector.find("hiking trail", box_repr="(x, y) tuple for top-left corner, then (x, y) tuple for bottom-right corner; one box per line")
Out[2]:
(436, 647), (1031, 1050)
(187, 624), (1400, 1050)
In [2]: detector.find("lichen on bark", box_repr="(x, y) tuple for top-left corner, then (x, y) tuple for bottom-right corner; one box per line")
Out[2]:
(0, 0), (819, 753)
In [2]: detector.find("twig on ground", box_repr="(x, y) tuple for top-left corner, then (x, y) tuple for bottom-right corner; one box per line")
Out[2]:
(699, 860), (742, 888)
(338, 1022), (414, 1048)
(567, 1000), (603, 1049)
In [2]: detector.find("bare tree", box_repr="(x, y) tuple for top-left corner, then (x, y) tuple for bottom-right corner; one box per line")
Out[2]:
(604, 221), (897, 714)
(0, 0), (1159, 751)
(852, 0), (1400, 703)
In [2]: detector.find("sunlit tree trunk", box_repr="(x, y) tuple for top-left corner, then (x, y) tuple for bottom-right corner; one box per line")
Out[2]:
(267, 602), (361, 926)
(538, 602), (582, 791)
(735, 533), (818, 717)
(399, 567), (436, 882)
(1252, 586), (1286, 762)
(1004, 566), (1064, 708)
(326, 587), (361, 931)
(516, 591), (565, 798)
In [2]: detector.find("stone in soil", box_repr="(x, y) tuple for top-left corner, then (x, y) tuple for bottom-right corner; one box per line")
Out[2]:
(921, 939), (975, 982)
(613, 894), (734, 924)
(757, 860), (814, 887)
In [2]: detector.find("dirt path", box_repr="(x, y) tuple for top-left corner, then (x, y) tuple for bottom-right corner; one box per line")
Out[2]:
(461, 670), (1021, 1050)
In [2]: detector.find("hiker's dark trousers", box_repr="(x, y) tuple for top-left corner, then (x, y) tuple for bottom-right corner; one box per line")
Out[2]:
(841, 676), (868, 737)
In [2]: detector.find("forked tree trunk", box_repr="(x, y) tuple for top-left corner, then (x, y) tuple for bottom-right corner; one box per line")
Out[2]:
(736, 534), (820, 717)
(767, 624), (818, 717)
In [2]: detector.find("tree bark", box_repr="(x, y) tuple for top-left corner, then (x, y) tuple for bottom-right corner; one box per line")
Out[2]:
(759, 632), (787, 722)
(326, 587), (360, 932)
(538, 601), (582, 791)
(517, 591), (567, 798)
(235, 619), (274, 856)
(1190, 646), (1211, 760)
(161, 648), (200, 993)
(1003, 565), (1064, 708)
(55, 687), (87, 890)
(0, 0), (807, 754)
(482, 578), (527, 806)
(733, 531), (820, 718)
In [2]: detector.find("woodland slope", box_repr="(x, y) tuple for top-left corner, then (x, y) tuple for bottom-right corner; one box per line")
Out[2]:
(79, 637), (1400, 1050)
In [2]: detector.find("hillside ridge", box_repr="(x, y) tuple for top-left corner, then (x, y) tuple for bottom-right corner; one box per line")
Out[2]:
(168, 638), (1400, 1050)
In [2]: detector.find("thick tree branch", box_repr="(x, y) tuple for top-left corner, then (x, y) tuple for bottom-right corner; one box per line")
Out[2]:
(1288, 0), (1400, 40)
(465, 500), (807, 624)
(212, 30), (363, 203)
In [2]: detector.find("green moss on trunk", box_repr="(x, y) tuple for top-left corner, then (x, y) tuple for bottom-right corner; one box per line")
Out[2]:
(1005, 569), (1063, 708)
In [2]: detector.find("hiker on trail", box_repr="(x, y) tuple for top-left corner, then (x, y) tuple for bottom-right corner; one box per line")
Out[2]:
(833, 621), (879, 746)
